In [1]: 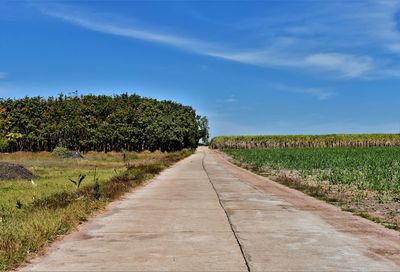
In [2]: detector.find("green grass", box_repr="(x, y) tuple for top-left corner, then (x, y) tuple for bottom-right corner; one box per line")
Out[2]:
(0, 150), (192, 271)
(223, 147), (400, 230)
(224, 147), (400, 192)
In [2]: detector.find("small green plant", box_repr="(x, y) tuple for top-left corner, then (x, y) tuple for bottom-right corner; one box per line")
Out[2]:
(68, 174), (86, 189)
(0, 138), (9, 151)
(122, 151), (127, 163)
(93, 181), (101, 200)
(122, 151), (131, 169)
(52, 146), (69, 157)
(15, 200), (22, 209)
(92, 168), (101, 200)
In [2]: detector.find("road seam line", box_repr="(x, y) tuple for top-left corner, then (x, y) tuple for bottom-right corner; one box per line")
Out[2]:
(201, 151), (251, 272)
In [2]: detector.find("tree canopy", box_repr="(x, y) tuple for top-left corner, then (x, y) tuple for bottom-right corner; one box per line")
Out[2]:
(0, 93), (209, 152)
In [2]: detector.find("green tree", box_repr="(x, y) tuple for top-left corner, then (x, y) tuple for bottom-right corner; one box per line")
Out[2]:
(0, 93), (208, 152)
(197, 116), (210, 145)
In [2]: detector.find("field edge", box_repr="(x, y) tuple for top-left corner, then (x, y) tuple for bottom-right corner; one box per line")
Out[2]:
(215, 149), (400, 232)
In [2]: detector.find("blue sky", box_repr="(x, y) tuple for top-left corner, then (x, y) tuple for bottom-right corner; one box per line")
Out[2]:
(1, 0), (400, 136)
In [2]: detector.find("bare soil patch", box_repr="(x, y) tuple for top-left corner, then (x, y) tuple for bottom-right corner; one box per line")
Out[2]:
(272, 174), (400, 230)
(0, 162), (36, 180)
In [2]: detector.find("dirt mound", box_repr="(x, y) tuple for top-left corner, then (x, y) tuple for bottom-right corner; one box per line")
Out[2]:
(63, 151), (84, 159)
(0, 162), (36, 180)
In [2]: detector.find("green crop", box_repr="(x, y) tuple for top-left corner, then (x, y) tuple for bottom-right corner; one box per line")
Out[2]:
(211, 134), (400, 149)
(224, 147), (400, 192)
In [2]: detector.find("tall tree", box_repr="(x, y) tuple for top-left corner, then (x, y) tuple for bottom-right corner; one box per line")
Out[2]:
(197, 116), (210, 145)
(0, 94), (208, 152)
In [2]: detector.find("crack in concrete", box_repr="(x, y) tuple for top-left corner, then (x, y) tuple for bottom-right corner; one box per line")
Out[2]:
(202, 150), (251, 272)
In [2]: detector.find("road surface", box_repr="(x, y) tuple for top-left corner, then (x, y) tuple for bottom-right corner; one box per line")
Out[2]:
(22, 147), (400, 271)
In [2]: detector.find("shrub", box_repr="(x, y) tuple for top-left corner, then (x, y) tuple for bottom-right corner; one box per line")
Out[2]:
(52, 146), (69, 157)
(0, 138), (9, 151)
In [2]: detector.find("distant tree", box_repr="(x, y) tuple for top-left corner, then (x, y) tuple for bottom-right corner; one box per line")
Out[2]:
(197, 116), (210, 145)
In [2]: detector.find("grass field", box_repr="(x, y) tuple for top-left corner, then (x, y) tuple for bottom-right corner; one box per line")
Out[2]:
(0, 150), (191, 271)
(224, 147), (400, 230)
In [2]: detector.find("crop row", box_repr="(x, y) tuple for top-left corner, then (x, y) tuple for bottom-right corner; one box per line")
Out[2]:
(210, 134), (400, 149)
(224, 147), (400, 192)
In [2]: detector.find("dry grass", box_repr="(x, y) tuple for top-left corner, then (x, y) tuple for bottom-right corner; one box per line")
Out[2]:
(0, 149), (192, 271)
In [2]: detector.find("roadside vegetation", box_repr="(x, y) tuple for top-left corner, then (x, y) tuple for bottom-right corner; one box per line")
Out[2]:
(212, 134), (400, 230)
(211, 134), (400, 149)
(0, 149), (192, 271)
(0, 93), (209, 152)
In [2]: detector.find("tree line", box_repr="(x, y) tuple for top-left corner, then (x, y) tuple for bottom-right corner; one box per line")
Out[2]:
(0, 93), (209, 152)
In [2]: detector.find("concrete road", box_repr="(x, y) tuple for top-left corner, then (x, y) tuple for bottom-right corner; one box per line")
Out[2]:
(22, 147), (400, 271)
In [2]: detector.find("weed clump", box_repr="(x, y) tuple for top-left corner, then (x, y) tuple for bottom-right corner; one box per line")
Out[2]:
(52, 146), (69, 157)
(52, 147), (84, 159)
(69, 174), (86, 189)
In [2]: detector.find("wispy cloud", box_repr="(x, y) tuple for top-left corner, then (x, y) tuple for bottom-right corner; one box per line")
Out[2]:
(214, 50), (374, 78)
(231, 1), (400, 78)
(0, 72), (6, 80)
(358, 1), (400, 54)
(40, 8), (220, 55)
(225, 95), (237, 103)
(36, 2), (400, 79)
(271, 83), (334, 100)
(215, 95), (238, 104)
(300, 88), (334, 101)
(304, 53), (374, 78)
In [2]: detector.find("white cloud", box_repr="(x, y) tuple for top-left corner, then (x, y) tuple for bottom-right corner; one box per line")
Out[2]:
(300, 88), (334, 101)
(387, 43), (400, 53)
(0, 72), (6, 80)
(271, 84), (334, 100)
(36, 2), (400, 79)
(304, 53), (374, 78)
(40, 8), (220, 56)
(226, 95), (237, 103)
